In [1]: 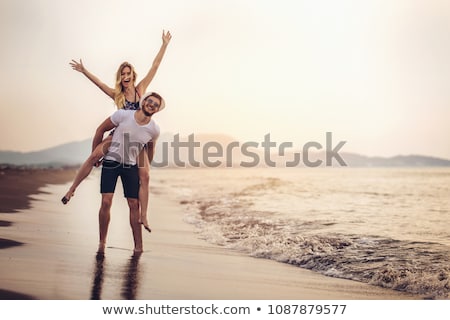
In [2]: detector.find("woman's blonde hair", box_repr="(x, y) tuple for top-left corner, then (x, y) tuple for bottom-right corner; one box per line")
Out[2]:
(114, 62), (138, 109)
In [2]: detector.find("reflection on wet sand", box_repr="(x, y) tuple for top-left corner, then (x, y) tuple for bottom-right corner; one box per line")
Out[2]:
(121, 252), (142, 299)
(90, 252), (105, 300)
(90, 252), (142, 300)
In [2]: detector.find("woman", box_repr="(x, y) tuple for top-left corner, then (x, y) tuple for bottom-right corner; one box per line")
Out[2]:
(62, 30), (172, 233)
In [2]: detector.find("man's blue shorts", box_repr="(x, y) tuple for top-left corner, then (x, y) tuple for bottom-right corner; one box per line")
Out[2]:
(100, 160), (139, 199)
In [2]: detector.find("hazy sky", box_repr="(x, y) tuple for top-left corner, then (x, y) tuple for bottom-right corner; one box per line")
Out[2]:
(1, 0), (449, 158)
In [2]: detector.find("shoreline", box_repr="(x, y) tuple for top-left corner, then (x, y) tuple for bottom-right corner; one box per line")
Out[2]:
(0, 167), (423, 300)
(0, 167), (78, 300)
(0, 167), (77, 253)
(0, 167), (78, 213)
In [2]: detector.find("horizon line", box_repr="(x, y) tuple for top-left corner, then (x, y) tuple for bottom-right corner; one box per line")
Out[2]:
(1, 133), (449, 162)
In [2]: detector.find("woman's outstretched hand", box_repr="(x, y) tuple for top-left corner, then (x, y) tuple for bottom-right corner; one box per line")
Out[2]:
(69, 59), (85, 73)
(162, 30), (172, 45)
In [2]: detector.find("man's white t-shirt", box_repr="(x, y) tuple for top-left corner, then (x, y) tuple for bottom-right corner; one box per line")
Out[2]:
(104, 110), (160, 165)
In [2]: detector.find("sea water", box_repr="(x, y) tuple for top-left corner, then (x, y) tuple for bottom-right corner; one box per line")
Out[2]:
(151, 167), (450, 299)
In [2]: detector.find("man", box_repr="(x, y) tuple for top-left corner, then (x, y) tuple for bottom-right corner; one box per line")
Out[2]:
(94, 92), (164, 254)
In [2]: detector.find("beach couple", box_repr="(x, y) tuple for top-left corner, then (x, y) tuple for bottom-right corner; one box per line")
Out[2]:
(62, 30), (172, 254)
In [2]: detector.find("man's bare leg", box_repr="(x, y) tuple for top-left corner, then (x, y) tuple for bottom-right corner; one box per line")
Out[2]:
(98, 193), (113, 253)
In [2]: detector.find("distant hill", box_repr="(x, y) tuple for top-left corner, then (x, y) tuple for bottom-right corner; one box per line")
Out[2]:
(340, 153), (450, 167)
(1, 134), (449, 168)
(0, 139), (92, 167)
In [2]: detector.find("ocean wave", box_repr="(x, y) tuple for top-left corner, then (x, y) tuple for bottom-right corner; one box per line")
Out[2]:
(179, 176), (450, 299)
(154, 169), (450, 299)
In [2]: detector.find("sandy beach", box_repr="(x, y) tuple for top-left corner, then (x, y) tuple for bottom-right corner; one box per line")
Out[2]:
(0, 167), (422, 300)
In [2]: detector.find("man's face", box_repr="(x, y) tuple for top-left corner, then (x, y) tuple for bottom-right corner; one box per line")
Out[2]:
(142, 96), (161, 116)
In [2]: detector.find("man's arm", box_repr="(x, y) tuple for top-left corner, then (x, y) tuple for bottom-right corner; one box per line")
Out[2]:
(92, 118), (116, 152)
(146, 139), (157, 163)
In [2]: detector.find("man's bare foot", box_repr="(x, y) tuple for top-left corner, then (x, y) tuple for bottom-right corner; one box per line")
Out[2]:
(61, 190), (74, 205)
(97, 243), (105, 254)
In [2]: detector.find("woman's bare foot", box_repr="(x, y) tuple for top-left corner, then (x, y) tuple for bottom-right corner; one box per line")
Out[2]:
(61, 190), (75, 205)
(139, 217), (151, 233)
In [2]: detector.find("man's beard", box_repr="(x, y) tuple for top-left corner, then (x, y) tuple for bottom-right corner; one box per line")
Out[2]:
(142, 109), (154, 117)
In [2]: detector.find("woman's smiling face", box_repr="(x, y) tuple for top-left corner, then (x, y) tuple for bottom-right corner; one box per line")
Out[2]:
(120, 66), (133, 88)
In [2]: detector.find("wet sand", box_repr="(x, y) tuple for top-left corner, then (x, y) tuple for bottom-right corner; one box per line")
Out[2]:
(0, 168), (422, 300)
(0, 167), (78, 213)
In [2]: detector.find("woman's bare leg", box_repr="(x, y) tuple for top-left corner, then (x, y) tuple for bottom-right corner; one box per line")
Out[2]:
(137, 148), (151, 232)
(62, 136), (112, 204)
(128, 198), (143, 253)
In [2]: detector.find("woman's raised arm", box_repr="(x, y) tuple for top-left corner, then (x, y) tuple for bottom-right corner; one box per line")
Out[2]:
(136, 30), (172, 95)
(70, 59), (115, 99)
